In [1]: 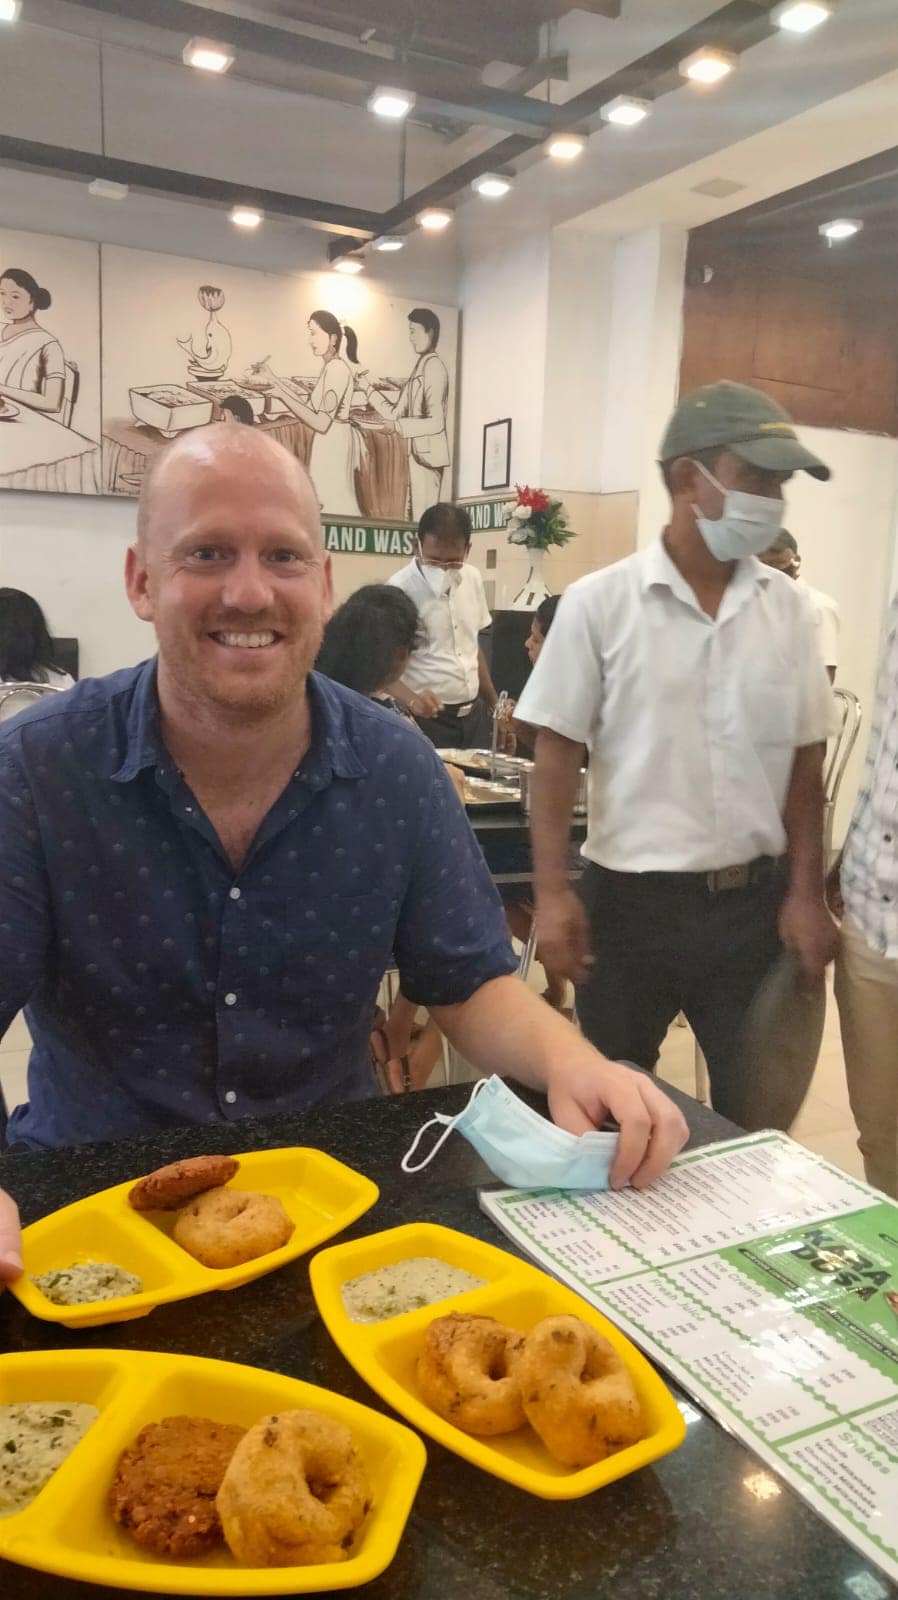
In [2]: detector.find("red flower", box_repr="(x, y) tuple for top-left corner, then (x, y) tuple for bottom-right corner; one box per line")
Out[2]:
(515, 484), (550, 512)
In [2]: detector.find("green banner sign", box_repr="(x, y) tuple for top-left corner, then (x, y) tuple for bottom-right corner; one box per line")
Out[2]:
(323, 522), (416, 557)
(460, 496), (511, 532)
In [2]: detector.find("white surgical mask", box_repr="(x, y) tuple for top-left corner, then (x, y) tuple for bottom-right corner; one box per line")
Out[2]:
(401, 1075), (619, 1190)
(418, 556), (464, 597)
(692, 460), (784, 562)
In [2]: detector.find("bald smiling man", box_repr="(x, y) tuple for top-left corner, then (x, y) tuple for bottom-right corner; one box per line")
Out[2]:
(0, 428), (685, 1251)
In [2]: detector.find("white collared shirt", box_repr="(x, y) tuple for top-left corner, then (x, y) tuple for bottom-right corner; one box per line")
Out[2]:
(516, 540), (835, 872)
(389, 560), (491, 703)
(797, 578), (840, 671)
(841, 595), (898, 957)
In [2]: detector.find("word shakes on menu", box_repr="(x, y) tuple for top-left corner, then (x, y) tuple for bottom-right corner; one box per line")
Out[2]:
(481, 1131), (898, 1588)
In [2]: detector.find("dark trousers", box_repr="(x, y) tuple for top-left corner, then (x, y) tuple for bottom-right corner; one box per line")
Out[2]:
(414, 697), (493, 751)
(576, 861), (786, 1128)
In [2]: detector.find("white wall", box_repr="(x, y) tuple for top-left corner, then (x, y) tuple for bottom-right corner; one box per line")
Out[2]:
(456, 235), (551, 498)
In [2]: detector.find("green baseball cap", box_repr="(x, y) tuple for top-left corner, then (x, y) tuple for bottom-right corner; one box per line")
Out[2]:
(660, 381), (830, 481)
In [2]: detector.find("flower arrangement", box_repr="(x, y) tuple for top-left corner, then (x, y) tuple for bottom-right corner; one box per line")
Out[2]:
(504, 485), (574, 551)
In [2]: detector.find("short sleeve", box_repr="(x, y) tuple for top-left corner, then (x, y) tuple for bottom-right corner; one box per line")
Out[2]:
(471, 569), (491, 633)
(392, 756), (517, 1007)
(40, 339), (66, 382)
(515, 585), (604, 744)
(795, 597), (838, 745)
(816, 599), (840, 671)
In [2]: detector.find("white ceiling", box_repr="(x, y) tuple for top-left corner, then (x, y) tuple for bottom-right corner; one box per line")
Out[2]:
(0, 0), (897, 293)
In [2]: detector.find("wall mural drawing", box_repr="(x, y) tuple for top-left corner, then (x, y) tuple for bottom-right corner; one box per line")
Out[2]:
(99, 243), (457, 518)
(0, 229), (101, 494)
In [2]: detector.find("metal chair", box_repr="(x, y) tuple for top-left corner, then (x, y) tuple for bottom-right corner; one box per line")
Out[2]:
(824, 688), (862, 863)
(0, 682), (64, 723)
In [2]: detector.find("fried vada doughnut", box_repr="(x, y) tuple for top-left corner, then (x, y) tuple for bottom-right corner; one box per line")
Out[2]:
(517, 1315), (643, 1468)
(417, 1312), (525, 1436)
(128, 1155), (240, 1212)
(216, 1410), (370, 1567)
(172, 1187), (294, 1269)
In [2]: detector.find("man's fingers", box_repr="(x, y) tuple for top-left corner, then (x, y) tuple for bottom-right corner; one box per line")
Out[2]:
(627, 1088), (690, 1189)
(608, 1079), (688, 1189)
(0, 1190), (22, 1283)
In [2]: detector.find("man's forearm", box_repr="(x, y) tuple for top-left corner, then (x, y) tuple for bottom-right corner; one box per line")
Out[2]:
(784, 742), (827, 898)
(430, 974), (598, 1089)
(477, 648), (497, 709)
(530, 729), (584, 898)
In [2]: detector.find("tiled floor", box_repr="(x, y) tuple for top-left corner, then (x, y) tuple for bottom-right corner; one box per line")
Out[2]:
(0, 980), (866, 1182)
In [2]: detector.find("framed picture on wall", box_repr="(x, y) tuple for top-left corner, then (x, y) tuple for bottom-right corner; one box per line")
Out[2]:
(481, 417), (512, 491)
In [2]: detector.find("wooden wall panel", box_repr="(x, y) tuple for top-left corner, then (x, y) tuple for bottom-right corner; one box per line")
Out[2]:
(680, 240), (898, 438)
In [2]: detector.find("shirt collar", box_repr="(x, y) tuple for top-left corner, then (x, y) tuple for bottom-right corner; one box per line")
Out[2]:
(106, 659), (367, 787)
(639, 538), (771, 608)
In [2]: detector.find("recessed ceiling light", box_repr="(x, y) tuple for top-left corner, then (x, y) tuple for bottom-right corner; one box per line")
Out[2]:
(819, 217), (862, 241)
(333, 255), (365, 274)
(546, 133), (586, 161)
(372, 235), (405, 252)
(679, 47), (736, 85)
(0, 0), (22, 21)
(182, 37), (234, 73)
(87, 178), (129, 201)
(472, 173), (512, 199)
(691, 177), (747, 198)
(230, 206), (262, 229)
(600, 95), (651, 127)
(417, 207), (453, 232)
(367, 86), (415, 120)
(773, 1), (832, 32)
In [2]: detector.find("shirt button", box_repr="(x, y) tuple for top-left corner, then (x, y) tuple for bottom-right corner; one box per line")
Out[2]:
(224, 1090), (237, 1104)
(885, 835), (893, 844)
(224, 992), (237, 1006)
(229, 887), (241, 900)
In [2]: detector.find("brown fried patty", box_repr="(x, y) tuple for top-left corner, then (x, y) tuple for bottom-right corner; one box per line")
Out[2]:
(109, 1415), (246, 1557)
(127, 1155), (239, 1212)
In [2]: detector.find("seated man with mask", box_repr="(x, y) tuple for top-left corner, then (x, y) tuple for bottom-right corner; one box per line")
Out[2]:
(0, 427), (687, 1273)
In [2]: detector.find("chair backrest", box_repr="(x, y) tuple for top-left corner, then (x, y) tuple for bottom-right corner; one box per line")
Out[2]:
(823, 688), (863, 859)
(0, 682), (64, 723)
(62, 360), (80, 429)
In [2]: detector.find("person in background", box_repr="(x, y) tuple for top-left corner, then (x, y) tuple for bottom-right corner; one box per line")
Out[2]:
(516, 381), (837, 1131)
(513, 595), (562, 755)
(316, 582), (460, 1091)
(0, 588), (73, 688)
(255, 311), (359, 516)
(0, 268), (66, 418)
(357, 308), (450, 522)
(831, 595), (898, 1196)
(759, 528), (840, 682)
(387, 502), (511, 751)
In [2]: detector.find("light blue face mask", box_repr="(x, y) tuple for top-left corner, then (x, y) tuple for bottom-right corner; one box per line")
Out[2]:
(401, 1075), (619, 1191)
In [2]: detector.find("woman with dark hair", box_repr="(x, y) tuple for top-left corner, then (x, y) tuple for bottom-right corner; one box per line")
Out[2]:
(315, 583), (419, 706)
(0, 588), (73, 687)
(0, 268), (66, 417)
(255, 310), (359, 514)
(357, 306), (450, 520)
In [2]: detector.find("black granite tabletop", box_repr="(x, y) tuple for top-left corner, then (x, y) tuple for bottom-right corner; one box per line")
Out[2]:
(1, 1083), (894, 1600)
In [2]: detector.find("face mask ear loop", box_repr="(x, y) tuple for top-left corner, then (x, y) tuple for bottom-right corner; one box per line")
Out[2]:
(400, 1077), (490, 1174)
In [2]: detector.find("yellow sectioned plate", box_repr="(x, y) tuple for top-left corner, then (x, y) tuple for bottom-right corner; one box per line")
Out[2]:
(0, 1347), (425, 1595)
(310, 1222), (685, 1500)
(11, 1148), (379, 1329)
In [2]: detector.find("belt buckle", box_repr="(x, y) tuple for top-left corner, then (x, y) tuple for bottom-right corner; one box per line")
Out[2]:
(708, 864), (750, 893)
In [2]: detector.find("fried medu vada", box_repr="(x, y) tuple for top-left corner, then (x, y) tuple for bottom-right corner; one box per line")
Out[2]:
(417, 1312), (526, 1436)
(216, 1409), (370, 1567)
(128, 1155), (240, 1212)
(172, 1187), (294, 1269)
(517, 1315), (644, 1468)
(109, 1415), (246, 1557)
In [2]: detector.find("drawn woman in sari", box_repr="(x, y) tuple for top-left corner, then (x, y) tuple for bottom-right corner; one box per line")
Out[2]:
(254, 310), (359, 516)
(0, 269), (67, 418)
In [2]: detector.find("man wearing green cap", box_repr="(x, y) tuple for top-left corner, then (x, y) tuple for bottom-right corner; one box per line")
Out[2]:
(517, 381), (837, 1129)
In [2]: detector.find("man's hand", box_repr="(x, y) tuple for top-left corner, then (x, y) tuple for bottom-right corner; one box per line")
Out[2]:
(779, 891), (839, 988)
(0, 1188), (22, 1285)
(825, 857), (844, 920)
(496, 720), (517, 755)
(410, 689), (443, 719)
(534, 888), (593, 984)
(547, 1054), (689, 1190)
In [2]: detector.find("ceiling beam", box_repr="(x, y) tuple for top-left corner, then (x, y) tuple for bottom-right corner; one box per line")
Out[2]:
(52, 0), (565, 133)
(0, 135), (378, 236)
